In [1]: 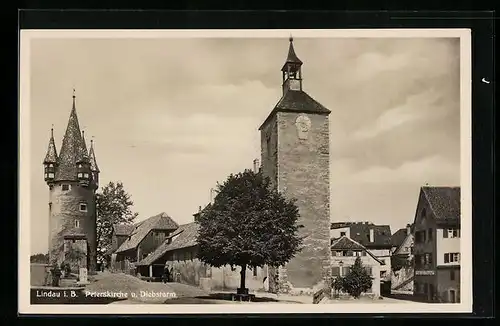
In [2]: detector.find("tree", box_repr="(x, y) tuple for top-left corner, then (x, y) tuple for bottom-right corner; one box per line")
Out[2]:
(30, 253), (49, 264)
(332, 257), (373, 299)
(96, 181), (139, 263)
(196, 169), (303, 294)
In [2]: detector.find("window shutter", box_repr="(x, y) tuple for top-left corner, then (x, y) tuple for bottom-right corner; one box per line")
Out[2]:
(444, 253), (449, 263)
(331, 266), (340, 276)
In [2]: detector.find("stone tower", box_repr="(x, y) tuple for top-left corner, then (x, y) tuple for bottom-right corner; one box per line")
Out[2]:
(259, 37), (331, 292)
(43, 91), (99, 273)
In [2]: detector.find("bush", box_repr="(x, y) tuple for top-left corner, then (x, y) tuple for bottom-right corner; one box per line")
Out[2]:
(331, 257), (373, 299)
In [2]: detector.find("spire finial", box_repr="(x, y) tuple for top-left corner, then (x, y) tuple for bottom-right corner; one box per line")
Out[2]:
(51, 124), (54, 138)
(289, 34), (293, 43)
(72, 88), (76, 109)
(72, 88), (75, 99)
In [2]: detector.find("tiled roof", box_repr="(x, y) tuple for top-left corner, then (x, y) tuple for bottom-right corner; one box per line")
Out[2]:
(331, 222), (354, 229)
(422, 186), (461, 222)
(43, 129), (58, 164)
(113, 224), (135, 236)
(331, 236), (365, 250)
(89, 140), (99, 172)
(115, 213), (179, 253)
(348, 223), (393, 248)
(135, 222), (199, 266)
(391, 228), (408, 248)
(259, 90), (331, 130)
(54, 97), (90, 181)
(330, 236), (384, 265)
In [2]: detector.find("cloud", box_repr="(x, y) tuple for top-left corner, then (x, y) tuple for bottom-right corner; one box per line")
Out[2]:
(346, 155), (460, 186)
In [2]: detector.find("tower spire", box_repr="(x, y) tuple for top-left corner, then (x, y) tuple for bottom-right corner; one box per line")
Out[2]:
(281, 37), (303, 94)
(54, 90), (89, 181)
(89, 137), (100, 173)
(43, 126), (58, 164)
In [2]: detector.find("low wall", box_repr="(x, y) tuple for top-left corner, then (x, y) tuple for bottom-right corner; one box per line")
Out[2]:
(31, 264), (49, 286)
(169, 259), (268, 292)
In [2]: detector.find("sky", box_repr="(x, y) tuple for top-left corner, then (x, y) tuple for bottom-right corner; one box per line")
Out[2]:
(29, 36), (461, 255)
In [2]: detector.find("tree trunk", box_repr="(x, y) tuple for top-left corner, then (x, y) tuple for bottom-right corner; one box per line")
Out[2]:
(237, 264), (248, 295)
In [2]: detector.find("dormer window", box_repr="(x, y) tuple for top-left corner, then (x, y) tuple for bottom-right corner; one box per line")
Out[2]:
(48, 163), (54, 168)
(62, 184), (70, 191)
(79, 203), (88, 212)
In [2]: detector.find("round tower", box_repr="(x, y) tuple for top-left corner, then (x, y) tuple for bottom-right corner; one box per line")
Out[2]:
(44, 91), (99, 273)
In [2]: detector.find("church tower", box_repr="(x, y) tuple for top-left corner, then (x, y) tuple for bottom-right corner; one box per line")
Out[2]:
(43, 91), (99, 273)
(259, 37), (331, 292)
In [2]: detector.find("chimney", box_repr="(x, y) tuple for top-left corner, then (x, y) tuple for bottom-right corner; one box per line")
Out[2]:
(253, 159), (260, 173)
(369, 229), (374, 242)
(406, 224), (411, 235)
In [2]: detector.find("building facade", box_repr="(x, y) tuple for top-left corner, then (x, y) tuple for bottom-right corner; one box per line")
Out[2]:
(135, 221), (269, 293)
(43, 92), (100, 273)
(330, 222), (393, 288)
(330, 236), (383, 297)
(259, 37), (332, 293)
(390, 224), (415, 292)
(413, 186), (461, 303)
(110, 212), (179, 271)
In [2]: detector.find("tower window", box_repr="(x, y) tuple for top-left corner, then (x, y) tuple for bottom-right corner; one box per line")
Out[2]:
(79, 203), (88, 212)
(84, 173), (89, 178)
(340, 232), (346, 236)
(62, 184), (70, 191)
(75, 220), (80, 228)
(253, 266), (258, 277)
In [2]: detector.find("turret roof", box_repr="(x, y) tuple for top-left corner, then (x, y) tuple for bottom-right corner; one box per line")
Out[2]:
(43, 128), (58, 164)
(54, 94), (90, 181)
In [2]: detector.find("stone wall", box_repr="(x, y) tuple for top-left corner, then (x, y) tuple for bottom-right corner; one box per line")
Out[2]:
(48, 182), (97, 272)
(275, 111), (332, 290)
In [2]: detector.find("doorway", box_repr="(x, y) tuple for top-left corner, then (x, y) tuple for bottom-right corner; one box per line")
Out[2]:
(449, 289), (456, 303)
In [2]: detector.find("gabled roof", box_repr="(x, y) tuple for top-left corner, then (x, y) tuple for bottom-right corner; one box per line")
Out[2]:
(113, 224), (135, 236)
(115, 212), (179, 253)
(391, 228), (409, 248)
(331, 236), (384, 265)
(43, 128), (58, 164)
(259, 90), (331, 130)
(421, 186), (461, 223)
(135, 222), (199, 266)
(54, 96), (90, 181)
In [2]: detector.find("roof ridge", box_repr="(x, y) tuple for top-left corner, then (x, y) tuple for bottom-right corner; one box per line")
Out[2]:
(421, 187), (440, 219)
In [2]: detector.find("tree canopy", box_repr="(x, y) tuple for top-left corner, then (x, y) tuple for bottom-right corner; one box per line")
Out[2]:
(96, 181), (138, 263)
(332, 256), (373, 298)
(197, 169), (303, 275)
